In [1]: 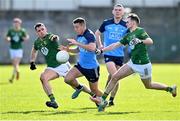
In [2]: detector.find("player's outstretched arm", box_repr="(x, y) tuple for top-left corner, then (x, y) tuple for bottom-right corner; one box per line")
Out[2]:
(102, 42), (122, 52)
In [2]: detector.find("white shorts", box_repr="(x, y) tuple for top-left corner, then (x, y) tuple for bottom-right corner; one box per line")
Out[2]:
(46, 62), (71, 77)
(9, 49), (23, 59)
(127, 59), (152, 79)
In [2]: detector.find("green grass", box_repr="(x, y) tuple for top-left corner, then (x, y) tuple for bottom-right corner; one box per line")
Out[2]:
(0, 64), (180, 120)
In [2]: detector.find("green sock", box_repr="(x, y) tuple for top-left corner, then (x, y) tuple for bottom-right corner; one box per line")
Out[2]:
(166, 87), (173, 92)
(48, 94), (55, 102)
(102, 92), (108, 100)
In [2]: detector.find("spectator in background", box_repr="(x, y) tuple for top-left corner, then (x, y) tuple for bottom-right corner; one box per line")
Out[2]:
(5, 17), (29, 83)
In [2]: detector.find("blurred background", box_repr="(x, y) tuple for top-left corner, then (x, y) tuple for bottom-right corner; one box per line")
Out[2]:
(0, 0), (180, 64)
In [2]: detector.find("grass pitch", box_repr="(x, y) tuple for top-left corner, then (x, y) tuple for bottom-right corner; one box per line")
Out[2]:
(0, 64), (180, 120)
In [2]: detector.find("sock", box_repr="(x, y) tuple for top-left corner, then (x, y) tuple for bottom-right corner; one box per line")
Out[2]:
(102, 92), (108, 100)
(166, 87), (173, 92)
(76, 84), (83, 90)
(48, 94), (55, 102)
(109, 97), (114, 102)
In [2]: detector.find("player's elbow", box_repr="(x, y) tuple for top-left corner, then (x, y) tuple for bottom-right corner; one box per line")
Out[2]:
(144, 38), (153, 45)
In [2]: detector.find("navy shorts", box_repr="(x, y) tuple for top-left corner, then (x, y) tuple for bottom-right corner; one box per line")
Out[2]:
(74, 63), (100, 83)
(104, 55), (124, 66)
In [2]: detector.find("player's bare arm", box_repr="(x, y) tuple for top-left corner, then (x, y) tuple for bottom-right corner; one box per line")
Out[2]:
(30, 47), (38, 62)
(142, 38), (153, 45)
(102, 42), (122, 52)
(95, 30), (103, 49)
(22, 34), (30, 41)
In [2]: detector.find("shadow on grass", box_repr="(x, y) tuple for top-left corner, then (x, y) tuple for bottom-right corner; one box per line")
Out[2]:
(0, 82), (10, 85)
(1, 110), (87, 115)
(96, 111), (141, 115)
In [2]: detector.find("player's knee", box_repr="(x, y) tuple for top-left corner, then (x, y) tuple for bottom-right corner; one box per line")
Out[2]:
(64, 76), (72, 84)
(144, 83), (152, 89)
(40, 73), (48, 82)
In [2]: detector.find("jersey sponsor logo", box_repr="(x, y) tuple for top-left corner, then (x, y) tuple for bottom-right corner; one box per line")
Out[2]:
(41, 47), (49, 56)
(12, 34), (20, 42)
(109, 32), (123, 40)
(129, 35), (136, 50)
(107, 26), (126, 40)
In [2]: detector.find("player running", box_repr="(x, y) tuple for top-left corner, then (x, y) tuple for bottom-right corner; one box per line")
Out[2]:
(61, 17), (103, 101)
(91, 13), (177, 112)
(30, 23), (93, 109)
(95, 4), (128, 106)
(6, 17), (29, 83)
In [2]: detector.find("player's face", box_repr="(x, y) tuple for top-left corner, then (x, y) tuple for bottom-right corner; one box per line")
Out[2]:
(36, 25), (48, 38)
(73, 23), (85, 35)
(13, 21), (21, 29)
(126, 18), (133, 29)
(112, 6), (124, 18)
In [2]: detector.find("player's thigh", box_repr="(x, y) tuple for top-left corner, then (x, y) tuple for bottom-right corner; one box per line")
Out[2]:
(41, 69), (59, 81)
(65, 67), (82, 81)
(106, 62), (118, 75)
(113, 64), (134, 81)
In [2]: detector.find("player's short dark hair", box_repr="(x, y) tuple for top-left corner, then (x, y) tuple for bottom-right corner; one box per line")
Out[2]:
(34, 23), (45, 30)
(128, 13), (140, 24)
(72, 17), (86, 25)
(114, 4), (124, 8)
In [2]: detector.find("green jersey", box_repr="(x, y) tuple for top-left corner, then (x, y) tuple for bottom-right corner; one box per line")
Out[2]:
(34, 33), (60, 68)
(6, 28), (27, 49)
(120, 27), (150, 64)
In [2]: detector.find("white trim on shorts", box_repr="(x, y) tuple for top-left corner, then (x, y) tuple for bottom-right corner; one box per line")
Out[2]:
(9, 49), (23, 59)
(46, 62), (71, 77)
(127, 59), (152, 79)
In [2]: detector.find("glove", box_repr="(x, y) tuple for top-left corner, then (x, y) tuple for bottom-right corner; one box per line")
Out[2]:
(30, 62), (37, 70)
(50, 34), (59, 41)
(131, 38), (143, 45)
(95, 48), (103, 55)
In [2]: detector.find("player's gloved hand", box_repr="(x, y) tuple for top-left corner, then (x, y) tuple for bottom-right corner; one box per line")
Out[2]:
(50, 34), (59, 41)
(30, 62), (37, 70)
(95, 48), (103, 55)
(131, 38), (143, 45)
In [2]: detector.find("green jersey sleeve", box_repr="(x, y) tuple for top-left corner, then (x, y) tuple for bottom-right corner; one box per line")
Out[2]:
(120, 34), (129, 45)
(6, 29), (11, 37)
(21, 28), (27, 37)
(139, 28), (149, 40)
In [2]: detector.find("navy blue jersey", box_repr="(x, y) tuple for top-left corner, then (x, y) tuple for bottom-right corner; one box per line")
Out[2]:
(76, 29), (99, 69)
(99, 18), (128, 57)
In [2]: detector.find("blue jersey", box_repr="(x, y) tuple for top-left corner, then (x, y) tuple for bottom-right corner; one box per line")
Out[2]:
(76, 29), (99, 69)
(99, 18), (128, 57)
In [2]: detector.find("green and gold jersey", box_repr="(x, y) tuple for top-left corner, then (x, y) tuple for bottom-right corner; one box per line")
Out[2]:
(6, 28), (27, 49)
(34, 33), (60, 68)
(120, 27), (150, 64)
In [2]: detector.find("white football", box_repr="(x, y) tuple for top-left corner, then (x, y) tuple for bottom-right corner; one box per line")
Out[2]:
(56, 50), (69, 63)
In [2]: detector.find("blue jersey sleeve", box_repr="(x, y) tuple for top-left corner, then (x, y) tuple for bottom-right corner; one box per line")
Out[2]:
(99, 21), (106, 33)
(84, 30), (96, 43)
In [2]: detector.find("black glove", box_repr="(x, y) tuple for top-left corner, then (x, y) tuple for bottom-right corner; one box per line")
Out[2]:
(95, 48), (103, 55)
(30, 62), (37, 70)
